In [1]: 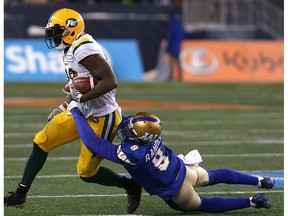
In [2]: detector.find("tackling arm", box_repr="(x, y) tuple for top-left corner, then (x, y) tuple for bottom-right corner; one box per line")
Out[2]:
(71, 107), (120, 163)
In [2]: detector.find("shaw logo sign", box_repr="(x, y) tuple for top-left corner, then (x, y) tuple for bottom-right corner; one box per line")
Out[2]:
(5, 44), (63, 75)
(4, 39), (144, 82)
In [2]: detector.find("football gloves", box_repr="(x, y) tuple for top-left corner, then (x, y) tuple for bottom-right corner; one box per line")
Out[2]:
(62, 82), (83, 103)
(47, 101), (68, 122)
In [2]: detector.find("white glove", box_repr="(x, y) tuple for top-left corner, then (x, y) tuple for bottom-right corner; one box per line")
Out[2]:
(62, 81), (83, 103)
(178, 150), (203, 166)
(47, 102), (68, 122)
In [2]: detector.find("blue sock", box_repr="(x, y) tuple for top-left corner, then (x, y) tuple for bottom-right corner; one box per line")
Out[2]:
(196, 196), (251, 212)
(206, 169), (259, 186)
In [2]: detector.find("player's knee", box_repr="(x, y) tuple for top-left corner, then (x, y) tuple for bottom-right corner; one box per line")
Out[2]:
(195, 167), (210, 186)
(34, 130), (48, 146)
(77, 165), (99, 178)
(32, 141), (49, 154)
(77, 157), (101, 177)
(165, 199), (189, 212)
(33, 129), (56, 152)
(33, 142), (48, 154)
(165, 198), (200, 212)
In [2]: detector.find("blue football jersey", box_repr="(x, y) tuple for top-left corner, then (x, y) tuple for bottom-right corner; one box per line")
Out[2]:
(118, 138), (186, 199)
(71, 108), (186, 200)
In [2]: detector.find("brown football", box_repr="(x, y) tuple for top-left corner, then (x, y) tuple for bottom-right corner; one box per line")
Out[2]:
(64, 76), (97, 94)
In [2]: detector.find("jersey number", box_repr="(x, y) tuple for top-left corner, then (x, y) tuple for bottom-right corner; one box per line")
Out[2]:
(152, 148), (169, 171)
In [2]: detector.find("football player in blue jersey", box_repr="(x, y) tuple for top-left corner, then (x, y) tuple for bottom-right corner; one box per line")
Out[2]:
(70, 103), (275, 213)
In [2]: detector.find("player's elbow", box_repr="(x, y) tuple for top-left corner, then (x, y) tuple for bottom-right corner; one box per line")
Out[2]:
(112, 79), (118, 89)
(109, 78), (118, 90)
(102, 79), (117, 93)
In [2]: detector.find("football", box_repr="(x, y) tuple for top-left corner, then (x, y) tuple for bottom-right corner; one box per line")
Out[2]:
(64, 76), (97, 94)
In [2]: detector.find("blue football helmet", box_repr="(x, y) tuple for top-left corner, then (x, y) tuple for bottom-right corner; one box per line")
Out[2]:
(117, 112), (162, 145)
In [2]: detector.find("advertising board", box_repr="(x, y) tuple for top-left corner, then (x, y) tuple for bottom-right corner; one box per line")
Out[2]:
(4, 39), (144, 82)
(180, 40), (283, 82)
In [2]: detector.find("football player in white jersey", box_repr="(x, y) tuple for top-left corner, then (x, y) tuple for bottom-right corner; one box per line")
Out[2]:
(4, 8), (141, 214)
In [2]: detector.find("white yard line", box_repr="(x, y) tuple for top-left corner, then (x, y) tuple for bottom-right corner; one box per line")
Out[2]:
(4, 172), (284, 180)
(4, 144), (33, 148)
(4, 139), (284, 148)
(26, 190), (283, 200)
(4, 152), (283, 162)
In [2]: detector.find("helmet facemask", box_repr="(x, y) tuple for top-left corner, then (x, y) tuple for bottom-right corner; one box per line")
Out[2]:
(117, 117), (138, 143)
(45, 25), (69, 50)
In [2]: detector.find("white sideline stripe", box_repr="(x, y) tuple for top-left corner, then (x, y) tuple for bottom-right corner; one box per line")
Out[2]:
(4, 133), (35, 138)
(204, 153), (283, 157)
(4, 153), (283, 162)
(5, 144), (32, 148)
(5, 174), (79, 179)
(4, 139), (284, 148)
(5, 123), (44, 129)
(4, 128), (283, 138)
(161, 129), (283, 136)
(5, 157), (79, 161)
(167, 140), (284, 145)
(4, 174), (284, 180)
(26, 190), (283, 199)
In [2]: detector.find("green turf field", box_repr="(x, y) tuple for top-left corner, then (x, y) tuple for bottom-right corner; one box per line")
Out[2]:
(4, 82), (284, 215)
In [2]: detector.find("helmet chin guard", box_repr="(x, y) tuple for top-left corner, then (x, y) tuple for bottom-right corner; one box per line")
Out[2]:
(56, 40), (69, 51)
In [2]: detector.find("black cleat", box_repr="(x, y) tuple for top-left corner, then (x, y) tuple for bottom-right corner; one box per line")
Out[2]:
(126, 183), (142, 214)
(4, 192), (26, 208)
(251, 193), (271, 209)
(259, 177), (275, 189)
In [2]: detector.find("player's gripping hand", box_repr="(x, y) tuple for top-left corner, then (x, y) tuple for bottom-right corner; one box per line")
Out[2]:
(47, 102), (68, 122)
(62, 82), (83, 103)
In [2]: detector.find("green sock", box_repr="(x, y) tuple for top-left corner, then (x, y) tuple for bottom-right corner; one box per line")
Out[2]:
(81, 166), (130, 188)
(20, 143), (48, 186)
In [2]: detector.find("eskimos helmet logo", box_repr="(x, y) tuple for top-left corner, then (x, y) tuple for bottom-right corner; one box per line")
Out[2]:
(66, 18), (78, 28)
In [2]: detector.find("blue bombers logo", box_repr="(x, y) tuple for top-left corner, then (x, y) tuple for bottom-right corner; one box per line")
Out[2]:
(140, 132), (158, 143)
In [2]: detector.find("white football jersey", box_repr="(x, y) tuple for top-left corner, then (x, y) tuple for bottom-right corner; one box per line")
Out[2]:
(62, 33), (120, 118)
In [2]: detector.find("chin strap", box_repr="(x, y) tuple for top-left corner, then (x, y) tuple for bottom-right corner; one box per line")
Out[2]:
(56, 41), (68, 51)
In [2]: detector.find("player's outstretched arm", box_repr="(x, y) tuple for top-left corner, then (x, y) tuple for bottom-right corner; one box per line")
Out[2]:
(70, 107), (120, 163)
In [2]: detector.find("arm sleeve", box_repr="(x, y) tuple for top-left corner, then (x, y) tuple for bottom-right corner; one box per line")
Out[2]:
(71, 107), (121, 164)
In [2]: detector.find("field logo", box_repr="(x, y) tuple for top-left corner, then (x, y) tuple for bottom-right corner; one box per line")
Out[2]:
(180, 47), (219, 75)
